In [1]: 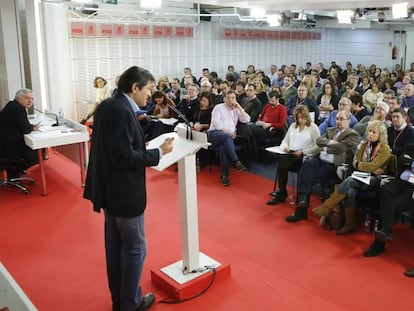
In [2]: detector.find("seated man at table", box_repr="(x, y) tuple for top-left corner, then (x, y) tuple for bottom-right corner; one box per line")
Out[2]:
(208, 90), (250, 186)
(0, 89), (39, 178)
(285, 110), (360, 222)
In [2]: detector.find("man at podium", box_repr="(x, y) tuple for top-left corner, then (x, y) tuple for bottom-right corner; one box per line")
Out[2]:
(208, 90), (250, 186)
(84, 66), (174, 311)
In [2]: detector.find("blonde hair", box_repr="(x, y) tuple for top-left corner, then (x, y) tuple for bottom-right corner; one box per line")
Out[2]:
(366, 120), (388, 145)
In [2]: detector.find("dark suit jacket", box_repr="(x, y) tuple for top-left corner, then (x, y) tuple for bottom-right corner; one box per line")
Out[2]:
(0, 100), (33, 157)
(83, 94), (160, 217)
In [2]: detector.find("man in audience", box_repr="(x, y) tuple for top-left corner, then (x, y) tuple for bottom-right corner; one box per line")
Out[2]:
(180, 67), (197, 88)
(177, 83), (200, 122)
(387, 108), (414, 158)
(285, 84), (319, 125)
(268, 65), (278, 82)
(350, 92), (370, 121)
(200, 80), (212, 93)
(248, 90), (287, 144)
(385, 95), (401, 126)
(394, 74), (411, 96)
(281, 75), (297, 104)
(285, 111), (359, 222)
(318, 97), (358, 134)
(0, 89), (39, 178)
(401, 83), (414, 110)
(208, 90), (250, 186)
(353, 101), (390, 137)
(198, 68), (210, 84)
(272, 69), (285, 87)
(363, 145), (414, 260)
(169, 78), (181, 105)
(243, 83), (263, 122)
(235, 80), (248, 107)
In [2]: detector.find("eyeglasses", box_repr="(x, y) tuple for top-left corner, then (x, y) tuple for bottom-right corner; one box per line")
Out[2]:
(336, 117), (348, 121)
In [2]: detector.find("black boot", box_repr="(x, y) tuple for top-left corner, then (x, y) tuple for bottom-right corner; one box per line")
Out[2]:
(267, 190), (287, 205)
(297, 192), (309, 208)
(363, 240), (385, 257)
(285, 206), (308, 222)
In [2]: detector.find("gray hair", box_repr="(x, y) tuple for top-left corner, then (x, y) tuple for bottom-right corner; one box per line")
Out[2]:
(14, 89), (33, 100)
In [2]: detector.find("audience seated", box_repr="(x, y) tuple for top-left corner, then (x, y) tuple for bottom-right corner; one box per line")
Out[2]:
(350, 92), (370, 121)
(267, 105), (320, 205)
(281, 75), (297, 103)
(285, 111), (360, 222)
(0, 89), (39, 178)
(363, 81), (384, 113)
(387, 108), (414, 158)
(312, 120), (391, 235)
(401, 83), (414, 110)
(177, 83), (200, 122)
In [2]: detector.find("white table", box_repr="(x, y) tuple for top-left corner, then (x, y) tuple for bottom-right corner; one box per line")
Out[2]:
(24, 113), (89, 195)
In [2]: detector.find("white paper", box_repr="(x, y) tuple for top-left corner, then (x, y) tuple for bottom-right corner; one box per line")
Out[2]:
(351, 171), (371, 185)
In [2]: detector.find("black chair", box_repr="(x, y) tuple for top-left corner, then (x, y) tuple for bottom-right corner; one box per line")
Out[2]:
(0, 158), (35, 194)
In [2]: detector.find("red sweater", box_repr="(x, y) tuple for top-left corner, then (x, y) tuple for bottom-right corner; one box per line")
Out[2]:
(257, 104), (287, 129)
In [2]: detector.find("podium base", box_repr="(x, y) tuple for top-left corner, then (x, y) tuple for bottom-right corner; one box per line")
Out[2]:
(151, 253), (231, 300)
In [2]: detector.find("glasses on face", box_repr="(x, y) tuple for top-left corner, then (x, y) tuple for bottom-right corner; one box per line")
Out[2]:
(339, 102), (349, 106)
(336, 117), (348, 121)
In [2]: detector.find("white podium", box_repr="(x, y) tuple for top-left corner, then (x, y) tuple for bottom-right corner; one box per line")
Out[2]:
(148, 124), (231, 299)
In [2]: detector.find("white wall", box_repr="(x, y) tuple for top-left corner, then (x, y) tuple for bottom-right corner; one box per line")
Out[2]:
(29, 6), (401, 119)
(0, 0), (25, 109)
(406, 31), (414, 68)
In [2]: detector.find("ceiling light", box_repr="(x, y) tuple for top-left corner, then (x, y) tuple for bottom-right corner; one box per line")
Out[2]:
(393, 2), (409, 18)
(337, 10), (354, 24)
(267, 14), (281, 27)
(140, 0), (162, 9)
(250, 8), (266, 18)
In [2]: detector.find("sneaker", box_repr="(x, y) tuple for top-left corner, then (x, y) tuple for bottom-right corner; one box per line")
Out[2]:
(221, 175), (230, 186)
(235, 161), (247, 171)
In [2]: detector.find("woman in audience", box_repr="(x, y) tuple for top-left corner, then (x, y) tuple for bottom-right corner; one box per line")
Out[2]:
(312, 120), (391, 235)
(193, 92), (213, 132)
(363, 81), (384, 113)
(267, 105), (320, 205)
(254, 77), (269, 107)
(355, 75), (372, 95)
(381, 78), (397, 94)
(157, 75), (171, 94)
(80, 76), (112, 124)
(143, 91), (177, 140)
(316, 81), (339, 123)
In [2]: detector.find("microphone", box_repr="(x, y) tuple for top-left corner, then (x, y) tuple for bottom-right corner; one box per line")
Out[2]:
(167, 102), (193, 140)
(33, 107), (60, 126)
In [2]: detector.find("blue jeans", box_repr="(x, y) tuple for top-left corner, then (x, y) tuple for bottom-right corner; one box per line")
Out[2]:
(208, 130), (238, 176)
(338, 175), (380, 204)
(104, 210), (146, 311)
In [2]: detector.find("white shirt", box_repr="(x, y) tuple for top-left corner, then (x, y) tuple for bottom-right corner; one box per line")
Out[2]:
(280, 122), (320, 155)
(208, 103), (250, 133)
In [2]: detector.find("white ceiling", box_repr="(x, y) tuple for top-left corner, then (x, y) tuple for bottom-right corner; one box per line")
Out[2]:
(186, 0), (412, 11)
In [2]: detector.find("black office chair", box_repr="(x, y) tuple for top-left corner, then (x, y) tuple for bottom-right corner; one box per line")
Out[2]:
(0, 158), (35, 194)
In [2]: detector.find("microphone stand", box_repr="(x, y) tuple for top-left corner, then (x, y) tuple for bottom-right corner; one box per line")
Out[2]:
(167, 102), (193, 140)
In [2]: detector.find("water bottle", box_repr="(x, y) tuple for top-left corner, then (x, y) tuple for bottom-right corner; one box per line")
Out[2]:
(58, 108), (64, 125)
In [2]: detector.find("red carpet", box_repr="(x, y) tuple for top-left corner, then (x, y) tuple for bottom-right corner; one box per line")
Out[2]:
(1, 152), (414, 310)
